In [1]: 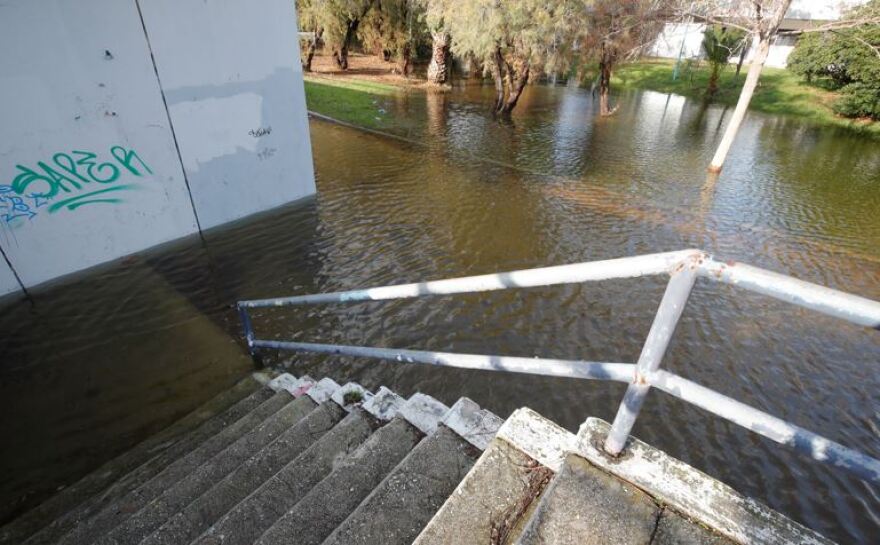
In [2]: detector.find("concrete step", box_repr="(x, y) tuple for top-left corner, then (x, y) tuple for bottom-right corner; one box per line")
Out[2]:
(192, 385), (379, 545)
(53, 389), (294, 545)
(141, 399), (346, 545)
(514, 452), (660, 545)
(0, 374), (264, 545)
(413, 436), (553, 545)
(320, 424), (481, 545)
(100, 390), (318, 544)
(255, 397), (420, 545)
(652, 509), (737, 545)
(20, 377), (276, 545)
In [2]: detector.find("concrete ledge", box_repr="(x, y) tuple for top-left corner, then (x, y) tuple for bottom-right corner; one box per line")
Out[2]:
(400, 393), (449, 435)
(577, 418), (835, 545)
(331, 382), (374, 411)
(267, 373), (298, 393)
(363, 386), (405, 421)
(251, 371), (277, 386)
(496, 408), (577, 472)
(306, 377), (341, 404)
(441, 397), (503, 450)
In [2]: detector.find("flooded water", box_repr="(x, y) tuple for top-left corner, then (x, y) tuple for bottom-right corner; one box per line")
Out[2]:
(1, 83), (879, 543)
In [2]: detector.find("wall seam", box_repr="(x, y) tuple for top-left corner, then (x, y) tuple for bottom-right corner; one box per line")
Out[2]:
(0, 241), (29, 298)
(133, 0), (205, 236)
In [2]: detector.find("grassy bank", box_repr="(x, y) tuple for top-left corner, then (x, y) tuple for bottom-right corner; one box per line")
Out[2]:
(304, 77), (400, 129)
(304, 60), (878, 137)
(609, 59), (879, 136)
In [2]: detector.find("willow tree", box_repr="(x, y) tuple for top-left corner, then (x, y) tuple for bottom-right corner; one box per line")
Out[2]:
(578, 0), (665, 116)
(435, 0), (577, 114)
(296, 0), (325, 72)
(360, 0), (427, 75)
(321, 0), (376, 70)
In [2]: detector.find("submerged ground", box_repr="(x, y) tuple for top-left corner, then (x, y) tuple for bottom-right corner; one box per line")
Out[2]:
(1, 80), (879, 543)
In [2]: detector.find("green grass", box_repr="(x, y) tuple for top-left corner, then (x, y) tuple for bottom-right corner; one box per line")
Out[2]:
(304, 77), (399, 128)
(607, 58), (879, 136)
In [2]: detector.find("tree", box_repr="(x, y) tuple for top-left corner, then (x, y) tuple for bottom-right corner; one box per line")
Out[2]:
(677, 0), (879, 172)
(359, 0), (426, 75)
(297, 0), (324, 72)
(423, 0), (451, 84)
(577, 0), (666, 116)
(701, 25), (746, 96)
(788, 1), (880, 120)
(322, 0), (376, 70)
(676, 0), (793, 173)
(435, 0), (577, 115)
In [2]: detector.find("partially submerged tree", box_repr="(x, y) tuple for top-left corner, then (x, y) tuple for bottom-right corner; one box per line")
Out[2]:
(677, 0), (795, 172)
(701, 25), (746, 96)
(679, 0), (880, 172)
(423, 0), (451, 84)
(577, 0), (666, 116)
(437, 0), (577, 115)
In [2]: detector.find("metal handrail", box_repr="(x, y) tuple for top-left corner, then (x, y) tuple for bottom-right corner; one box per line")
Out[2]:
(236, 249), (880, 483)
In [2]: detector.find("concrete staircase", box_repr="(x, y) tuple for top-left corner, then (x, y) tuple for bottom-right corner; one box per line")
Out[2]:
(0, 373), (834, 545)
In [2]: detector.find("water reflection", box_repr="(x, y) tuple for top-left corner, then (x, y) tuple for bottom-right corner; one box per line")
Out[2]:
(0, 84), (878, 543)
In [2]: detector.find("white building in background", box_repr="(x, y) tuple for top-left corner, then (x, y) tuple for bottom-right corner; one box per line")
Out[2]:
(651, 0), (869, 68)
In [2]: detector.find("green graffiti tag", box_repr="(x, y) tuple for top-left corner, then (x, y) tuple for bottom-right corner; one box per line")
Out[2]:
(1, 145), (152, 226)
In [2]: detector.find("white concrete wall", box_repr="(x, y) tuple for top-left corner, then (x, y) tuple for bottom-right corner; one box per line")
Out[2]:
(0, 0), (315, 293)
(0, 0), (199, 289)
(651, 23), (706, 60)
(0, 258), (20, 297)
(788, 0), (866, 21)
(138, 0), (316, 230)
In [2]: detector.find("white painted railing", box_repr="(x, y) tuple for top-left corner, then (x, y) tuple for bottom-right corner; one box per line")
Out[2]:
(237, 249), (880, 483)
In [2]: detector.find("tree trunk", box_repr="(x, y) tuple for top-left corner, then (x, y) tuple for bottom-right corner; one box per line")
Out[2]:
(500, 62), (529, 114)
(707, 63), (720, 96)
(490, 48), (505, 113)
(735, 38), (748, 77)
(427, 32), (451, 84)
(303, 28), (323, 72)
(598, 55), (615, 116)
(709, 0), (792, 173)
(334, 19), (360, 70)
(397, 48), (412, 76)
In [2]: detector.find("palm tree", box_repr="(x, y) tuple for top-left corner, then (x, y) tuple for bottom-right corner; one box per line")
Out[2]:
(701, 25), (745, 97)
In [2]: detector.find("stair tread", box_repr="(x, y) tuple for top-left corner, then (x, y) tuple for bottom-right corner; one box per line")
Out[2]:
(321, 425), (480, 545)
(653, 510), (737, 545)
(141, 399), (345, 545)
(100, 394), (316, 544)
(255, 416), (423, 545)
(414, 436), (553, 545)
(192, 407), (379, 545)
(53, 390), (293, 545)
(515, 453), (660, 545)
(18, 381), (274, 545)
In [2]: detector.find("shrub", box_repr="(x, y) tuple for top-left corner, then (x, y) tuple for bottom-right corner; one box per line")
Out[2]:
(832, 82), (880, 119)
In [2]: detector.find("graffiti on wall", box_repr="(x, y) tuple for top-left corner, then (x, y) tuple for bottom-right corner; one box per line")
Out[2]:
(0, 145), (152, 226)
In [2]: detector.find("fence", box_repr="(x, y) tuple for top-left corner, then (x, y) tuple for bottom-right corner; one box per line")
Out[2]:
(237, 249), (880, 483)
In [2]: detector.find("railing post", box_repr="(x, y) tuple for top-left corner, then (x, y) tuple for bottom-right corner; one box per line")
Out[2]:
(237, 304), (262, 366)
(603, 264), (697, 455)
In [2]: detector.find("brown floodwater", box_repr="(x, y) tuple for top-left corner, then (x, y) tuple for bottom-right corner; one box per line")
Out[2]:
(1, 83), (878, 543)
